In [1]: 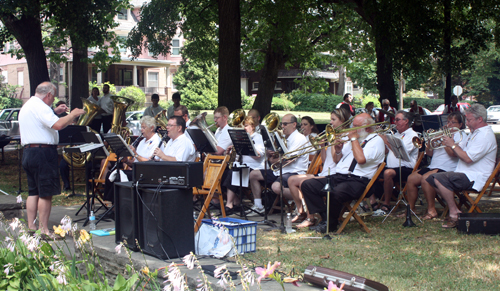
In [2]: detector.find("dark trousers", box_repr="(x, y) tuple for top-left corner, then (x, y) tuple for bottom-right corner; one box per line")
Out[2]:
(301, 174), (369, 225)
(101, 115), (113, 133)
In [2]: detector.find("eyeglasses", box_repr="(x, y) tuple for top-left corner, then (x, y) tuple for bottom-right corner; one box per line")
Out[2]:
(166, 124), (179, 127)
(383, 104), (389, 107)
(394, 118), (403, 122)
(281, 122), (292, 126)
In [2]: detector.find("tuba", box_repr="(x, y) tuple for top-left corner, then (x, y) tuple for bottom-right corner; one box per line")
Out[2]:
(110, 95), (135, 143)
(62, 98), (101, 167)
(227, 109), (245, 128)
(190, 112), (218, 153)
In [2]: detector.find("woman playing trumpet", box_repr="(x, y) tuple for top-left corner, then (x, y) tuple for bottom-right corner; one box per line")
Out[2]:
(287, 108), (351, 228)
(222, 116), (266, 215)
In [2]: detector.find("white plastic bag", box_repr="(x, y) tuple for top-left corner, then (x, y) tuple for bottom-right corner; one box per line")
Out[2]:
(195, 223), (236, 258)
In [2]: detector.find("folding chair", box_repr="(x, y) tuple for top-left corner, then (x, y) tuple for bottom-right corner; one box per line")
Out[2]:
(442, 161), (500, 217)
(89, 153), (118, 201)
(193, 154), (229, 233)
(268, 153), (323, 215)
(486, 160), (500, 196)
(336, 162), (386, 234)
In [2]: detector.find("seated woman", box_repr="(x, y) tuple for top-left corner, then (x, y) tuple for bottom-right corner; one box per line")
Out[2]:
(404, 112), (467, 219)
(103, 115), (161, 203)
(300, 116), (320, 161)
(287, 108), (351, 228)
(362, 102), (378, 122)
(222, 116), (266, 215)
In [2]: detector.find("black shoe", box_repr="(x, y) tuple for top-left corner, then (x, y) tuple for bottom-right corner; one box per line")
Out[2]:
(309, 221), (337, 233)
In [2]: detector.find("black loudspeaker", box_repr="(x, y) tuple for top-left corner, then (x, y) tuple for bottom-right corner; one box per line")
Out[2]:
(114, 182), (140, 251)
(138, 187), (194, 259)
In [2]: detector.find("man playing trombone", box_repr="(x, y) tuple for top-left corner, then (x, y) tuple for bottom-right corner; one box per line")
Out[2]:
(373, 110), (419, 216)
(301, 113), (386, 233)
(247, 114), (309, 216)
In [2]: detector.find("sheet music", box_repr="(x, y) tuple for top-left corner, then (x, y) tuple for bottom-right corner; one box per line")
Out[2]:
(64, 143), (103, 153)
(274, 132), (288, 154)
(386, 134), (410, 162)
(94, 134), (109, 156)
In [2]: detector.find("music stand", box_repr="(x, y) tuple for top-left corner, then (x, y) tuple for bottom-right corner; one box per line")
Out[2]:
(257, 125), (277, 227)
(74, 132), (110, 224)
(228, 129), (258, 219)
(59, 125), (88, 198)
(382, 134), (422, 223)
(269, 133), (289, 233)
(260, 125), (277, 152)
(421, 115), (442, 132)
(187, 128), (217, 153)
(96, 133), (135, 225)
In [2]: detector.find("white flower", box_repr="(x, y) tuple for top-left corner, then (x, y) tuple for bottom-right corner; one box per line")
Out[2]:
(163, 263), (186, 291)
(57, 274), (67, 285)
(16, 195), (22, 203)
(60, 216), (72, 231)
(213, 265), (226, 278)
(9, 218), (20, 230)
(3, 263), (13, 276)
(182, 253), (195, 270)
(115, 243), (123, 254)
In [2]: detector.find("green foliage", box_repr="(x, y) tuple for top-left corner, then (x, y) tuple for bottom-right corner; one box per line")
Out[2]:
(271, 96), (295, 111)
(405, 90), (428, 99)
(88, 81), (117, 95)
(360, 95), (381, 108)
(241, 90), (253, 110)
(0, 76), (22, 110)
(158, 100), (172, 111)
(402, 98), (444, 111)
(117, 86), (146, 111)
(289, 92), (343, 112)
(173, 60), (218, 110)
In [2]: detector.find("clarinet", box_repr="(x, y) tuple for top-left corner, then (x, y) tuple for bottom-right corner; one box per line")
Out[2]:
(150, 134), (169, 160)
(130, 134), (144, 161)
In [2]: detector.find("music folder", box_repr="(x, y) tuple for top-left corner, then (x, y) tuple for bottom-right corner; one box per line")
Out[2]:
(187, 128), (217, 153)
(386, 134), (410, 162)
(259, 125), (277, 152)
(58, 125), (88, 146)
(102, 133), (134, 158)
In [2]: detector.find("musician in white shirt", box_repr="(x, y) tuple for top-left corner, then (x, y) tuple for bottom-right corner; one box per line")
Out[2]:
(153, 116), (196, 162)
(213, 106), (233, 155)
(247, 113), (308, 216)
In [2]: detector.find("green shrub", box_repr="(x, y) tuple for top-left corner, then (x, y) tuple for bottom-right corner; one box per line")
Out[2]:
(271, 97), (295, 111)
(291, 92), (343, 112)
(117, 86), (146, 111)
(360, 95), (382, 108)
(0, 76), (21, 110)
(242, 91), (255, 110)
(402, 98), (444, 111)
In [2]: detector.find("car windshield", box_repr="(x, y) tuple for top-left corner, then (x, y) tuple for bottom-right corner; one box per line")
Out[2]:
(435, 104), (445, 112)
(0, 110), (10, 120)
(488, 107), (500, 112)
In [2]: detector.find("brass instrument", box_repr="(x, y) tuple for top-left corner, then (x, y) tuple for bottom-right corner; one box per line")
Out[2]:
(190, 112), (218, 152)
(62, 97), (101, 167)
(227, 108), (245, 128)
(110, 96), (135, 143)
(261, 112), (288, 151)
(154, 110), (169, 130)
(412, 127), (464, 150)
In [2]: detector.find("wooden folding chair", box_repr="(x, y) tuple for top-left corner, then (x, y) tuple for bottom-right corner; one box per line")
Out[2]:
(387, 151), (425, 211)
(89, 153), (118, 201)
(442, 161), (500, 217)
(486, 159), (500, 196)
(336, 162), (386, 234)
(193, 154), (229, 233)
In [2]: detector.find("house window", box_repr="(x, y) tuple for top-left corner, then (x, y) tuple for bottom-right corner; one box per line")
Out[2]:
(1, 70), (7, 83)
(275, 81), (282, 90)
(91, 67), (98, 83)
(17, 71), (23, 86)
(118, 8), (128, 20)
(59, 68), (64, 82)
(118, 36), (127, 53)
(252, 82), (259, 91)
(118, 69), (133, 86)
(148, 72), (159, 88)
(345, 81), (353, 95)
(171, 39), (180, 55)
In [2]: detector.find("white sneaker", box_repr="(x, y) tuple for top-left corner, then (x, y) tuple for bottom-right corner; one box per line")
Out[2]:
(246, 205), (265, 216)
(372, 209), (388, 217)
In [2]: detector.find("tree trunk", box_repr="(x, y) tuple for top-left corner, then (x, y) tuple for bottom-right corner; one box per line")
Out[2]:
(338, 66), (345, 97)
(443, 0), (452, 105)
(375, 36), (397, 108)
(2, 14), (50, 97)
(70, 41), (89, 110)
(218, 0), (241, 112)
(252, 45), (285, 117)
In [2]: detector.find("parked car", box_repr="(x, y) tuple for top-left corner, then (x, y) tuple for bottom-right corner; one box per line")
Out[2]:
(125, 110), (144, 136)
(487, 105), (500, 124)
(0, 108), (21, 137)
(432, 102), (470, 115)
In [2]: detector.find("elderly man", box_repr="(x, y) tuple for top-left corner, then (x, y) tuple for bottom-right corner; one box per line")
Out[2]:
(153, 116), (196, 162)
(247, 113), (309, 216)
(301, 113), (386, 233)
(213, 106), (233, 155)
(98, 84), (114, 133)
(373, 110), (419, 216)
(378, 99), (396, 124)
(19, 82), (85, 238)
(144, 93), (164, 117)
(336, 93), (355, 116)
(426, 104), (497, 228)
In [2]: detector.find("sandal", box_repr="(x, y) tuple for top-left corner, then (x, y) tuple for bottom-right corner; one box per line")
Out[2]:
(291, 213), (307, 223)
(370, 203), (380, 211)
(442, 218), (458, 228)
(422, 212), (438, 221)
(296, 217), (317, 229)
(41, 232), (65, 241)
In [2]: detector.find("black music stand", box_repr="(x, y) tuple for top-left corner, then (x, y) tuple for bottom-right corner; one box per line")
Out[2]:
(59, 125), (88, 198)
(421, 115), (442, 132)
(382, 135), (422, 224)
(96, 134), (135, 225)
(257, 125), (277, 227)
(187, 128), (217, 153)
(74, 132), (110, 223)
(228, 129), (259, 219)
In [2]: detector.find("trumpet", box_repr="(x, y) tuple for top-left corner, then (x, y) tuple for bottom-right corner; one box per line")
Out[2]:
(412, 127), (465, 150)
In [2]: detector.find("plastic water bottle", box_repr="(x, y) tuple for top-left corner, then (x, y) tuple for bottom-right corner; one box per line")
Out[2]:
(89, 211), (96, 230)
(286, 213), (292, 233)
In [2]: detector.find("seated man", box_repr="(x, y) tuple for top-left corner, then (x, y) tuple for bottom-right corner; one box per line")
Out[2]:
(247, 113), (309, 216)
(301, 113), (385, 233)
(426, 104), (497, 228)
(373, 110), (419, 216)
(153, 116), (196, 162)
(404, 112), (467, 219)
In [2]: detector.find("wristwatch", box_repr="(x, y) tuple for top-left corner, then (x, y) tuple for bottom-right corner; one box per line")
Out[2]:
(350, 137), (357, 142)
(451, 145), (457, 150)
(134, 154), (139, 159)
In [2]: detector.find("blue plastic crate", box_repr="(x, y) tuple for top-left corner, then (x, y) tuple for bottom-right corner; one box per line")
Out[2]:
(202, 217), (257, 254)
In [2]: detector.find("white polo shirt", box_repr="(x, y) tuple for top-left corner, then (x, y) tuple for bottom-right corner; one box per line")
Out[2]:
(98, 93), (114, 115)
(161, 133), (196, 162)
(274, 129), (308, 176)
(215, 124), (233, 151)
(455, 125), (497, 191)
(336, 133), (386, 179)
(19, 97), (60, 146)
(135, 133), (161, 162)
(386, 127), (419, 169)
(428, 131), (468, 172)
(242, 132), (266, 170)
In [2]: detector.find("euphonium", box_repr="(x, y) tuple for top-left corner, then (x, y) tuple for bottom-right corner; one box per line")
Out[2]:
(62, 98), (101, 167)
(228, 109), (245, 128)
(110, 95), (135, 143)
(154, 110), (169, 130)
(261, 112), (287, 150)
(190, 112), (218, 152)
(412, 127), (464, 149)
